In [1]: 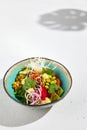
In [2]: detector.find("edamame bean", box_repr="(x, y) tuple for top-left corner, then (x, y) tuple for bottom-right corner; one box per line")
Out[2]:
(45, 85), (49, 89)
(51, 80), (56, 84)
(52, 76), (56, 80)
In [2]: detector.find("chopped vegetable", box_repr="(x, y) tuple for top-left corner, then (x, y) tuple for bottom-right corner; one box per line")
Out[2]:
(56, 78), (61, 86)
(56, 86), (64, 96)
(41, 86), (50, 100)
(12, 67), (64, 105)
(51, 93), (60, 102)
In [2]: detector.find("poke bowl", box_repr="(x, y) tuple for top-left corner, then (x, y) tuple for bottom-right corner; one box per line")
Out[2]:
(3, 57), (72, 107)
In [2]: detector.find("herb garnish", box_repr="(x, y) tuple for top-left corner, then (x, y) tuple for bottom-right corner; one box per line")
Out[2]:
(23, 78), (36, 90)
(42, 68), (55, 76)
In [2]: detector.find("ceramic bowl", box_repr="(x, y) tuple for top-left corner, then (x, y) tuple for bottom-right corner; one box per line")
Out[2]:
(3, 57), (72, 107)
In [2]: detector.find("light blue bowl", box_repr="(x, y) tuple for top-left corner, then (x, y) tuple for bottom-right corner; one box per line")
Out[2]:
(3, 57), (72, 107)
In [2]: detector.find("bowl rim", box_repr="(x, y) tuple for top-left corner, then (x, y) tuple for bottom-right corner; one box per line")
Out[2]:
(3, 57), (72, 107)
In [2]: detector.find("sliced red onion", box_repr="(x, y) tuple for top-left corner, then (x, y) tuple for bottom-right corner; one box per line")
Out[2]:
(25, 90), (41, 105)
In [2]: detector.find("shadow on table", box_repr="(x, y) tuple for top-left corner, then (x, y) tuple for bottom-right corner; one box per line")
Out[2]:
(38, 9), (87, 31)
(0, 79), (52, 127)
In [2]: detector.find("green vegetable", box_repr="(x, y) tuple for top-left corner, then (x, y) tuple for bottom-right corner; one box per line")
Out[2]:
(42, 68), (55, 76)
(48, 84), (59, 94)
(47, 79), (51, 83)
(56, 86), (64, 96)
(14, 88), (26, 103)
(52, 76), (56, 80)
(51, 80), (56, 84)
(23, 78), (36, 90)
(49, 75), (52, 78)
(46, 82), (49, 86)
(45, 85), (49, 89)
(51, 93), (60, 101)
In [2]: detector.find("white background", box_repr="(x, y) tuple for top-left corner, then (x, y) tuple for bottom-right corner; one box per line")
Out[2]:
(0, 0), (87, 130)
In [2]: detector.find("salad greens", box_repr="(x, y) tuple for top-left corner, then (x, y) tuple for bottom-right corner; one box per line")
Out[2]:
(14, 88), (26, 103)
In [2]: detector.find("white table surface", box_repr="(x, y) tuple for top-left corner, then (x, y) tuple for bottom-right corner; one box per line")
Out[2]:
(0, 0), (87, 130)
